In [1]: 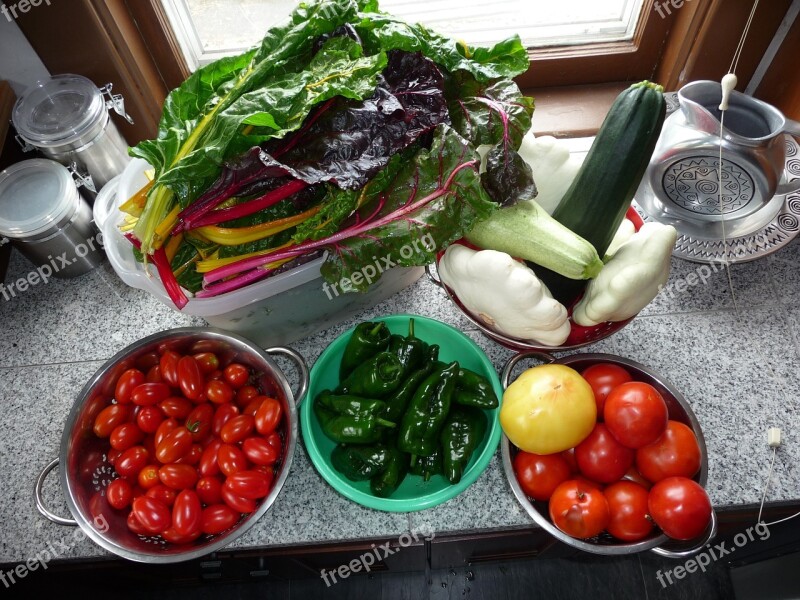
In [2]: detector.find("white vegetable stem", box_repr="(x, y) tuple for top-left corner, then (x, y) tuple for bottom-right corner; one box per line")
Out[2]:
(438, 245), (571, 346)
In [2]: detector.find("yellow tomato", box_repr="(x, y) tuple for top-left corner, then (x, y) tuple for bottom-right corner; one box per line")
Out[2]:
(500, 364), (596, 454)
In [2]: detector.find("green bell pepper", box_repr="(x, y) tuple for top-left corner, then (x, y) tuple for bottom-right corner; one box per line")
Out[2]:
(397, 361), (459, 458)
(370, 445), (409, 497)
(339, 322), (391, 380)
(453, 368), (499, 409)
(337, 351), (404, 398)
(440, 406), (487, 484)
(331, 444), (390, 481)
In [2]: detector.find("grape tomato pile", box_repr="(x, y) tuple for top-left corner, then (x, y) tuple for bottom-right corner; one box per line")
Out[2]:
(512, 362), (712, 544)
(94, 348), (284, 543)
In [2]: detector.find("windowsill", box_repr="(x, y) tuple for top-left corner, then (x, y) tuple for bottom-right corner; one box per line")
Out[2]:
(523, 81), (628, 138)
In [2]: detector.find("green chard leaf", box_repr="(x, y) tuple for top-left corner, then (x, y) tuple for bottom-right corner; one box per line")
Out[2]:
(319, 125), (498, 291)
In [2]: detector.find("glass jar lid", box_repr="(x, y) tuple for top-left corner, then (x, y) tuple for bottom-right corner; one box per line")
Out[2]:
(12, 74), (106, 148)
(0, 160), (78, 239)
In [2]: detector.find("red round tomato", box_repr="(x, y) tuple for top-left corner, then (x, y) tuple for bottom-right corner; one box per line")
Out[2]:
(93, 404), (132, 438)
(154, 418), (179, 447)
(242, 437), (279, 466)
(220, 414), (255, 444)
(156, 426), (193, 464)
(581, 363), (632, 416)
(131, 382), (172, 407)
(159, 350), (181, 387)
(132, 496), (171, 534)
(636, 421), (701, 482)
(196, 476), (224, 505)
(575, 423), (634, 483)
(159, 397), (193, 419)
(106, 478), (133, 510)
(236, 385), (259, 406)
(254, 397), (282, 436)
(648, 477), (712, 541)
(201, 504), (240, 535)
(127, 511), (150, 535)
(172, 489), (202, 536)
(548, 479), (610, 539)
(175, 444), (203, 465)
(137, 464), (161, 489)
(116, 446), (150, 479)
(221, 485), (257, 513)
(604, 382), (668, 449)
(223, 470), (271, 499)
(186, 403), (214, 442)
(206, 380), (235, 405)
(199, 439), (223, 477)
(178, 356), (205, 402)
(218, 444), (248, 477)
(135, 351), (161, 371)
(110, 423), (145, 451)
(107, 448), (122, 467)
(264, 432), (282, 453)
(115, 369), (146, 404)
(513, 451), (572, 501)
(212, 403), (240, 437)
(604, 481), (654, 542)
(223, 363), (250, 389)
(136, 406), (164, 434)
(193, 352), (220, 374)
(243, 398), (263, 416)
(161, 527), (202, 545)
(561, 448), (578, 473)
(146, 365), (163, 383)
(622, 466), (653, 490)
(158, 464), (199, 490)
(146, 484), (177, 507)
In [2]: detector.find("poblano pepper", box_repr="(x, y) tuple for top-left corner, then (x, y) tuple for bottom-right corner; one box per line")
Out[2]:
(397, 361), (459, 458)
(383, 344), (440, 422)
(331, 444), (390, 481)
(314, 403), (395, 444)
(453, 368), (499, 409)
(370, 445), (409, 497)
(317, 390), (387, 417)
(337, 351), (404, 398)
(409, 448), (442, 482)
(388, 318), (428, 374)
(441, 406), (487, 484)
(340, 321), (391, 380)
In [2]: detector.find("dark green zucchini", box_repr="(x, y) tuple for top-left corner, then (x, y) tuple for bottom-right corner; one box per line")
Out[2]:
(533, 81), (666, 305)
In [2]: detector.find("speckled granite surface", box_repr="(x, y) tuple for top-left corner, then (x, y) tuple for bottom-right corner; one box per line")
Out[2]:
(1, 237), (800, 564)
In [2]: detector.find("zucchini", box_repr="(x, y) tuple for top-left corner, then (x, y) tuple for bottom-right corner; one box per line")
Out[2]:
(534, 80), (666, 304)
(464, 199), (603, 280)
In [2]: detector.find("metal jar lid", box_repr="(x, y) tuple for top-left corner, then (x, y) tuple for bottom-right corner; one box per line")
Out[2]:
(12, 74), (107, 149)
(0, 159), (80, 239)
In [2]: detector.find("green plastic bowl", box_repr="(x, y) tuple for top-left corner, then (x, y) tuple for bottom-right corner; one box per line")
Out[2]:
(301, 314), (502, 512)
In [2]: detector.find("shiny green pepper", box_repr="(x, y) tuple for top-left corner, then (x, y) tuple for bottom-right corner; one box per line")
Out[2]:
(331, 444), (390, 481)
(337, 352), (404, 398)
(409, 448), (442, 482)
(370, 445), (409, 497)
(314, 403), (394, 444)
(440, 406), (486, 484)
(317, 390), (387, 418)
(453, 368), (499, 409)
(382, 344), (440, 422)
(340, 322), (391, 380)
(397, 361), (459, 458)
(388, 318), (428, 375)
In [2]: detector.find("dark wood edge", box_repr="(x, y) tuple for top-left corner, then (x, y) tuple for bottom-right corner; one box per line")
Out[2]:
(0, 81), (14, 148)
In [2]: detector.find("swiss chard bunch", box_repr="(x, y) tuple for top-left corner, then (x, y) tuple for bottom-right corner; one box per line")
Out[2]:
(123, 0), (535, 305)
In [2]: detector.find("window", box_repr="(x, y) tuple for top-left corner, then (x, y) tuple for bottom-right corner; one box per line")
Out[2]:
(163, 0), (647, 72)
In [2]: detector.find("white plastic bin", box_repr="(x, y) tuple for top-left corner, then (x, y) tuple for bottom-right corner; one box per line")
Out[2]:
(94, 159), (423, 345)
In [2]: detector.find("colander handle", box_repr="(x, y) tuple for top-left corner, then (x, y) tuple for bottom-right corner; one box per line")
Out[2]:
(649, 509), (718, 559)
(501, 351), (557, 390)
(34, 458), (77, 526)
(265, 347), (309, 406)
(425, 263), (442, 288)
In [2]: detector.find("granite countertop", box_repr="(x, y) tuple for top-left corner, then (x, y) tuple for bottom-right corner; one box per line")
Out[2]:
(1, 234), (800, 565)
